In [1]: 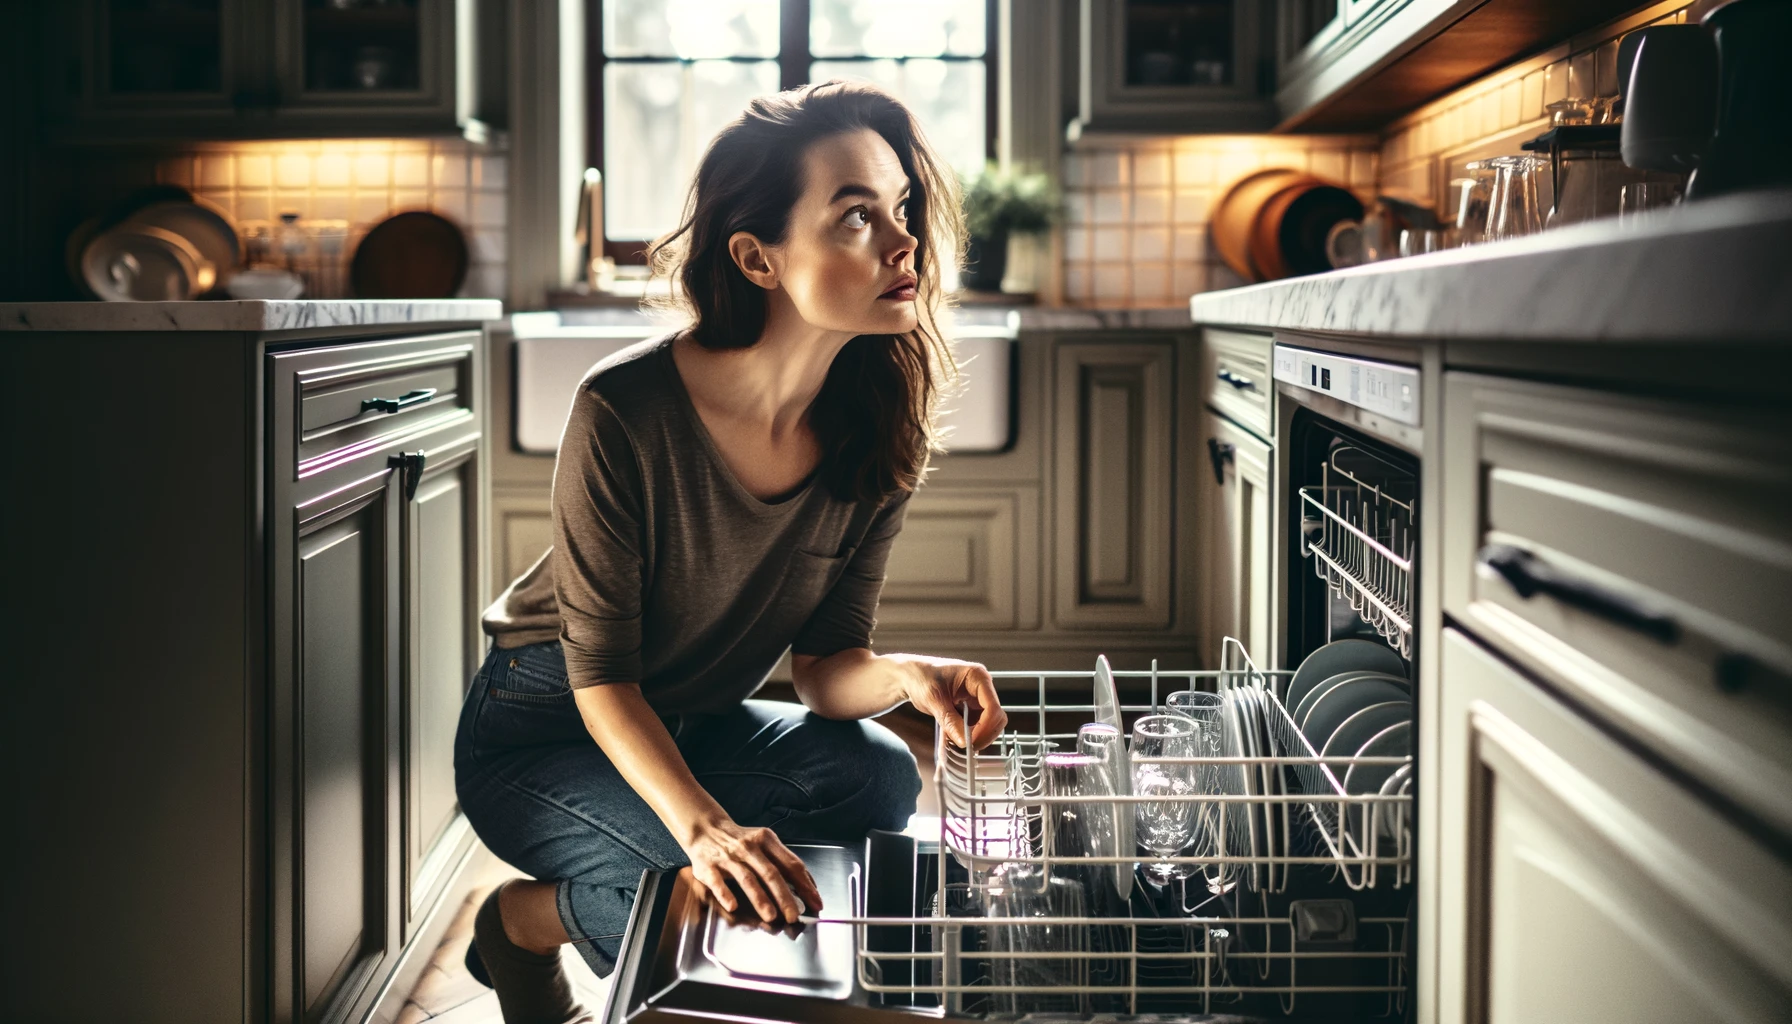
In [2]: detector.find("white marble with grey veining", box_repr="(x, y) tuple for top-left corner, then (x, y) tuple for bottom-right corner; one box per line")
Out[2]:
(1189, 189), (1792, 344)
(0, 299), (505, 333)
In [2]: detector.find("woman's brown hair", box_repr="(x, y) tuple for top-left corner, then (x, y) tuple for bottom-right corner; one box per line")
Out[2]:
(646, 79), (962, 504)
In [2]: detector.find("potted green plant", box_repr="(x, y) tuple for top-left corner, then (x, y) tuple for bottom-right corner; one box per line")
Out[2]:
(961, 164), (1056, 292)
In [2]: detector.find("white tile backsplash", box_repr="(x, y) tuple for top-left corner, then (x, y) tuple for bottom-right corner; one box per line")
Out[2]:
(145, 137), (508, 302)
(1059, 134), (1379, 308)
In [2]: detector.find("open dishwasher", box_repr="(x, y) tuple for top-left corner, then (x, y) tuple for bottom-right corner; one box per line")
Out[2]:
(600, 650), (1415, 1023)
(602, 345), (1421, 1023)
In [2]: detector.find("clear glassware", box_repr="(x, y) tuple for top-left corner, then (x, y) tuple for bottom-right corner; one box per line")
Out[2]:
(985, 861), (1088, 1015)
(1131, 714), (1199, 883)
(1451, 162), (1496, 244)
(1076, 723), (1133, 903)
(1398, 228), (1443, 257)
(1619, 181), (1679, 221)
(1041, 751), (1127, 1012)
(1164, 691), (1228, 894)
(1485, 156), (1542, 241)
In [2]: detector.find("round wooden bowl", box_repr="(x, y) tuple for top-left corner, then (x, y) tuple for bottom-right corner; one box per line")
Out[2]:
(1209, 168), (1307, 283)
(1248, 176), (1365, 281)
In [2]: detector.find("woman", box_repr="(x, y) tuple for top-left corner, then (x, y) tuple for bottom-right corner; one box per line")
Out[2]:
(454, 80), (1008, 1023)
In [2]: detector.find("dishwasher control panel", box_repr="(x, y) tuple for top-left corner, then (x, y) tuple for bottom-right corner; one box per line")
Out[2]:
(1274, 345), (1420, 426)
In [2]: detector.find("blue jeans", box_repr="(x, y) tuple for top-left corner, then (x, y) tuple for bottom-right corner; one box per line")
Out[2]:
(453, 640), (923, 977)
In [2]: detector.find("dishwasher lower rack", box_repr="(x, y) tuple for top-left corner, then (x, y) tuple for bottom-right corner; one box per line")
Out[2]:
(844, 658), (1415, 1018)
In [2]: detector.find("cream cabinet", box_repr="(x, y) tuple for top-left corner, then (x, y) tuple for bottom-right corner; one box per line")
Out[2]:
(1440, 371), (1792, 838)
(1202, 411), (1275, 668)
(1435, 628), (1792, 1024)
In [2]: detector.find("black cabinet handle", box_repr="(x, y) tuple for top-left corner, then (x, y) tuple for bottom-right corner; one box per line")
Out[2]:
(389, 451), (427, 501)
(1207, 438), (1236, 485)
(1218, 368), (1258, 392)
(361, 387), (438, 415)
(1478, 544), (1680, 645)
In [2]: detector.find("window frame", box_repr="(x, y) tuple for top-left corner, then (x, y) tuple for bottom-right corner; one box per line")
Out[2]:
(588, 0), (998, 263)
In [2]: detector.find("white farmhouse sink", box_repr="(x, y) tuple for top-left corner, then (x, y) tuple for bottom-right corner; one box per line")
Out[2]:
(510, 311), (1015, 456)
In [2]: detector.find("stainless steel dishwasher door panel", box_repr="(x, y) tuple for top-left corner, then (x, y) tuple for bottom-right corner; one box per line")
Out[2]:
(602, 844), (942, 1023)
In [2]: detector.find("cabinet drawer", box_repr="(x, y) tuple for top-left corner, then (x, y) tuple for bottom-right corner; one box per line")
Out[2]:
(278, 332), (479, 470)
(1438, 628), (1792, 1024)
(1202, 328), (1273, 439)
(1441, 372), (1792, 835)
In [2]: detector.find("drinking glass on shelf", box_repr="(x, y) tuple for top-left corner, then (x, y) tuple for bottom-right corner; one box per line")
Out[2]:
(1451, 163), (1496, 244)
(1618, 182), (1679, 221)
(1131, 714), (1200, 884)
(1398, 229), (1444, 257)
(1485, 156), (1543, 240)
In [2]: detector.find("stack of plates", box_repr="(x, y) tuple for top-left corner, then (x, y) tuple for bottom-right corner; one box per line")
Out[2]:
(1220, 683), (1289, 892)
(1281, 639), (1413, 846)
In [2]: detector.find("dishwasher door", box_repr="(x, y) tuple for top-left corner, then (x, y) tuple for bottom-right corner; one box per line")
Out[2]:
(601, 843), (941, 1023)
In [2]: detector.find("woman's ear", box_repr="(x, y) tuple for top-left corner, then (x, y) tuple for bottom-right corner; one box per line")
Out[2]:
(728, 231), (780, 290)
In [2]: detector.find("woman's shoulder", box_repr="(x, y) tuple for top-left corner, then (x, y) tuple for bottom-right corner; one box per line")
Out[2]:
(571, 331), (681, 417)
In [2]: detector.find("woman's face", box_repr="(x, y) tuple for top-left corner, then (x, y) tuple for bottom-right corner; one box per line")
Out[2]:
(755, 127), (920, 337)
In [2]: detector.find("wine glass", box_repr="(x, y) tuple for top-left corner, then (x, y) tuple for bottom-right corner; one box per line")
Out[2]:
(1164, 691), (1227, 893)
(1131, 714), (1199, 883)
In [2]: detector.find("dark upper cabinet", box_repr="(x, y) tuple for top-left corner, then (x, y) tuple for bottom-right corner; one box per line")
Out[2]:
(43, 0), (500, 143)
(1071, 0), (1277, 136)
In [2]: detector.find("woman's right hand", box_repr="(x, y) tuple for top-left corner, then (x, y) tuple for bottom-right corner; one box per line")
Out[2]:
(682, 816), (823, 926)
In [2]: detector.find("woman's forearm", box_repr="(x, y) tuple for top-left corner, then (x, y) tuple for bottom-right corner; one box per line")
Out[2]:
(789, 648), (914, 720)
(572, 682), (727, 843)
(793, 648), (1008, 749)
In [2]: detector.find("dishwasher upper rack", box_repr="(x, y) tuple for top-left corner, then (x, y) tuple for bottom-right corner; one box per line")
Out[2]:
(935, 653), (1414, 895)
(1299, 445), (1416, 659)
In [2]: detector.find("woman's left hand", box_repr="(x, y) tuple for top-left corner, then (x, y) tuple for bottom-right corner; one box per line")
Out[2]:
(901, 656), (1008, 750)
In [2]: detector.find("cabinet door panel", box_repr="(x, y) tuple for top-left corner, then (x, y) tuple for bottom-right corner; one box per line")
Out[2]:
(880, 488), (1038, 631)
(1437, 628), (1792, 1024)
(1053, 342), (1173, 629)
(1205, 413), (1274, 664)
(407, 455), (478, 923)
(297, 499), (388, 1017)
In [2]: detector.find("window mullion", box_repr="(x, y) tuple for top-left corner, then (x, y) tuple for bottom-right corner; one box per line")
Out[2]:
(780, 0), (811, 90)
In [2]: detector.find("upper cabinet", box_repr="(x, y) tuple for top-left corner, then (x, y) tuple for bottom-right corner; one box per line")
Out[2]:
(42, 0), (503, 143)
(1274, 0), (1649, 131)
(1071, 0), (1277, 136)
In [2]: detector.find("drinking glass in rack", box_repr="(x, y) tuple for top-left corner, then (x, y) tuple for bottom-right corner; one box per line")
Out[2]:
(1165, 690), (1229, 895)
(1131, 714), (1201, 883)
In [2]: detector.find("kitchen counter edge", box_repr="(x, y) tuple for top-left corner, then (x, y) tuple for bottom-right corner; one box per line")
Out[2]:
(0, 299), (506, 333)
(1188, 189), (1792, 344)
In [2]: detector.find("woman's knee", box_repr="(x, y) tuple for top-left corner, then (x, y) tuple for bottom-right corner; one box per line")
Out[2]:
(858, 720), (923, 830)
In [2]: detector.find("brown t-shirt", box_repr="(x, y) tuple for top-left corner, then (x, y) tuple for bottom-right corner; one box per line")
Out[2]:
(481, 333), (910, 713)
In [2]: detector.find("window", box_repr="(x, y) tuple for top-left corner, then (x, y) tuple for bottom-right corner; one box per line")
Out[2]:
(594, 0), (994, 259)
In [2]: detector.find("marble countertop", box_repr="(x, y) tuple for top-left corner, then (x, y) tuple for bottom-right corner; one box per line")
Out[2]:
(0, 299), (505, 333)
(1189, 189), (1792, 344)
(513, 304), (1195, 340)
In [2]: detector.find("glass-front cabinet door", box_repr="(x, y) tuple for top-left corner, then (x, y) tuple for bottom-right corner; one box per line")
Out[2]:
(46, 0), (247, 132)
(1073, 0), (1273, 134)
(1278, 0), (1343, 81)
(273, 0), (462, 127)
